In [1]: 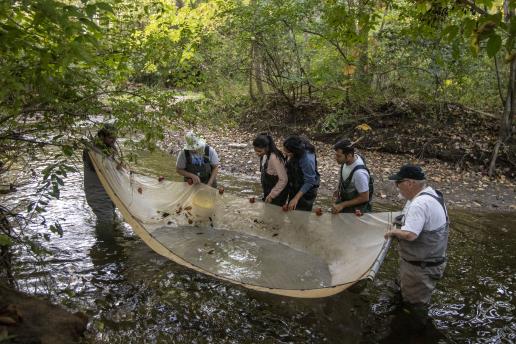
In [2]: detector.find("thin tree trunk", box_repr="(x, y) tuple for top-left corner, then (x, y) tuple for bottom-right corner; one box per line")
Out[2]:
(488, 1), (514, 176)
(488, 57), (515, 176)
(349, 0), (370, 88)
(249, 45), (256, 101)
(254, 41), (265, 97)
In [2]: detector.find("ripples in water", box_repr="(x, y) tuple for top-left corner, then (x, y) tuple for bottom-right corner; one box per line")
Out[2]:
(1, 150), (514, 343)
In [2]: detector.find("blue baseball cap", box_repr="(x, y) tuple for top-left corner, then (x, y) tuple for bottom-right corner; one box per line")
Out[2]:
(388, 165), (426, 181)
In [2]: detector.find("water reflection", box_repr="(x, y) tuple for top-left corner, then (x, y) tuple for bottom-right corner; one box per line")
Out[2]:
(84, 151), (128, 294)
(89, 220), (127, 285)
(83, 150), (116, 223)
(1, 148), (514, 343)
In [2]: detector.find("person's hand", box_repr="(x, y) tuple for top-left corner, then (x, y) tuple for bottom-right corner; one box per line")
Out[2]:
(384, 230), (393, 240)
(331, 203), (343, 214)
(288, 197), (299, 210)
(265, 195), (273, 203)
(191, 175), (201, 185)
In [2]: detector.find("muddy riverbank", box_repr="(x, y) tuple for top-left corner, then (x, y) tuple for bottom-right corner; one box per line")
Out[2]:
(161, 127), (515, 212)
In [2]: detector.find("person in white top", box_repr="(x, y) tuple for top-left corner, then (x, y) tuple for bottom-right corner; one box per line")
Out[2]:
(384, 164), (449, 326)
(331, 139), (372, 213)
(176, 131), (219, 187)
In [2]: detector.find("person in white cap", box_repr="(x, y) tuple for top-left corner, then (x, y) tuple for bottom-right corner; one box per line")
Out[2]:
(176, 131), (219, 187)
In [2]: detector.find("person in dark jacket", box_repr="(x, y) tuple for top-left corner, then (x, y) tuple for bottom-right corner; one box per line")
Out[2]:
(82, 123), (118, 223)
(253, 133), (288, 206)
(282, 136), (320, 211)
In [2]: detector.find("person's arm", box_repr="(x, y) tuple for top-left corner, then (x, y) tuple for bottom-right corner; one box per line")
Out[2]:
(385, 202), (425, 241)
(176, 151), (201, 184)
(332, 170), (369, 213)
(332, 191), (369, 213)
(384, 229), (418, 241)
(289, 153), (317, 210)
(176, 168), (201, 184)
(207, 165), (219, 187)
(206, 146), (220, 187)
(266, 154), (288, 202)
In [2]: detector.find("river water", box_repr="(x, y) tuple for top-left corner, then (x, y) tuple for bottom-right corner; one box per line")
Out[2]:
(2, 149), (515, 343)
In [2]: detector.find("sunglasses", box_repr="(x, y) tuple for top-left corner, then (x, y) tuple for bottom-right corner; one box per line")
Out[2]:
(395, 179), (409, 186)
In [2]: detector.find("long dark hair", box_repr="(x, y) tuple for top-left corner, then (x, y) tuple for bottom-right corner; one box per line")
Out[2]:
(283, 135), (315, 159)
(253, 133), (284, 161)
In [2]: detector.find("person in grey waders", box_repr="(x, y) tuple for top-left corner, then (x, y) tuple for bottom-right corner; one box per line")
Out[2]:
(384, 165), (449, 329)
(82, 124), (118, 224)
(176, 131), (219, 188)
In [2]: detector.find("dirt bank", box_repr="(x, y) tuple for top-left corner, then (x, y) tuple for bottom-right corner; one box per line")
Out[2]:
(0, 284), (88, 344)
(163, 127), (515, 212)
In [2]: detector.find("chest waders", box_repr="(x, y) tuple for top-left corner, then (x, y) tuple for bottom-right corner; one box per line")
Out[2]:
(399, 191), (449, 267)
(286, 155), (320, 211)
(184, 145), (217, 187)
(337, 163), (373, 213)
(260, 154), (288, 206)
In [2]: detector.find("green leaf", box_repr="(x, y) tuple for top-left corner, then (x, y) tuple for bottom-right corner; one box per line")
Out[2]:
(63, 165), (77, 173)
(62, 145), (74, 157)
(42, 164), (55, 180)
(442, 25), (458, 42)
(50, 223), (64, 237)
(55, 175), (64, 186)
(486, 34), (502, 57)
(96, 2), (114, 14)
(85, 4), (96, 18)
(0, 234), (13, 246)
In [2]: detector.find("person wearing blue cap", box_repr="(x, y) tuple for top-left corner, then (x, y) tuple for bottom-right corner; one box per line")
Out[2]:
(384, 164), (449, 325)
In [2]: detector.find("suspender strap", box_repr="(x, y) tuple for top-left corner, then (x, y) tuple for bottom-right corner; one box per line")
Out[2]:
(419, 191), (448, 222)
(184, 149), (191, 164)
(343, 165), (368, 184)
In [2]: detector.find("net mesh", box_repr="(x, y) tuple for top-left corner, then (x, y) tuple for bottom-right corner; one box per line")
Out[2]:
(88, 149), (394, 298)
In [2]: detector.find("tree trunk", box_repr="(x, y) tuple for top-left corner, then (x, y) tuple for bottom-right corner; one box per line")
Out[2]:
(350, 0), (371, 89)
(488, 1), (514, 176)
(488, 56), (515, 176)
(249, 44), (256, 101)
(253, 41), (265, 97)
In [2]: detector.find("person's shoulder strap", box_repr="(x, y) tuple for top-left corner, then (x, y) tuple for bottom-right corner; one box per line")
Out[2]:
(204, 144), (210, 157)
(184, 149), (191, 164)
(261, 154), (271, 172)
(344, 165), (368, 184)
(356, 152), (370, 167)
(418, 191), (448, 221)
